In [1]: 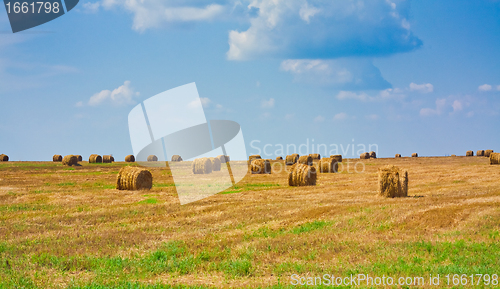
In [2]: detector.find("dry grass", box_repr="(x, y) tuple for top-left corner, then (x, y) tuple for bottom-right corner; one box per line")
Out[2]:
(0, 157), (500, 288)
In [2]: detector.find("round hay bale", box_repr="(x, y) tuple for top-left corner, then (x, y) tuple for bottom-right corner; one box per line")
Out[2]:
(369, 151), (377, 159)
(125, 155), (135, 162)
(451, 154), (456, 157)
(192, 158), (212, 174)
(285, 154), (299, 165)
(395, 154), (401, 158)
(485, 150), (494, 158)
(76, 155), (83, 162)
(53, 155), (62, 162)
(171, 155), (183, 162)
(412, 153), (418, 158)
(210, 157), (221, 171)
(477, 150), (485, 157)
(360, 152), (370, 159)
(62, 155), (78, 166)
(0, 154), (9, 162)
(378, 165), (407, 198)
(147, 155), (158, 162)
(276, 156), (283, 160)
(466, 150), (474, 157)
(103, 155), (114, 163)
(251, 159), (271, 174)
(309, 153), (321, 160)
(298, 155), (313, 166)
(216, 155), (229, 163)
(288, 163), (316, 186)
(490, 152), (500, 165)
(116, 166), (152, 190)
(330, 155), (342, 163)
(319, 158), (338, 173)
(249, 155), (261, 162)
(89, 154), (102, 163)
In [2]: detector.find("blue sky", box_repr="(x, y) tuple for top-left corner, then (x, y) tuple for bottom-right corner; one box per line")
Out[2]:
(0, 0), (499, 161)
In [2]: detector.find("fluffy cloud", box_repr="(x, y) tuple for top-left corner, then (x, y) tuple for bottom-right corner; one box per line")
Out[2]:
(227, 0), (422, 60)
(365, 114), (379, 120)
(100, 0), (227, 31)
(336, 88), (405, 101)
(409, 82), (433, 93)
(452, 100), (463, 112)
(313, 115), (325, 122)
(280, 58), (391, 89)
(88, 80), (139, 106)
(333, 112), (348, 121)
(261, 98), (275, 108)
(478, 84), (492, 91)
(420, 98), (447, 116)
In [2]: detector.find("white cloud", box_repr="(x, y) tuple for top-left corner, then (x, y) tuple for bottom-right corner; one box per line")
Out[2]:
(365, 114), (379, 120)
(200, 97), (211, 108)
(452, 100), (463, 112)
(227, 0), (421, 60)
(299, 2), (320, 23)
(313, 115), (325, 122)
(478, 84), (492, 91)
(75, 101), (84, 107)
(284, 113), (294, 120)
(466, 111), (474, 118)
(101, 0), (226, 31)
(336, 91), (370, 101)
(82, 2), (100, 13)
(88, 80), (138, 106)
(333, 112), (348, 121)
(409, 82), (433, 93)
(497, 85), (500, 91)
(280, 58), (390, 89)
(261, 98), (275, 108)
(420, 98), (446, 117)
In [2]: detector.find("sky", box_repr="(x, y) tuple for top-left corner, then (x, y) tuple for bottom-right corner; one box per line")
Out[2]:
(0, 0), (499, 161)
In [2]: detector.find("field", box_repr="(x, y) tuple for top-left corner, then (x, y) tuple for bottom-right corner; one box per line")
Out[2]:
(0, 157), (500, 288)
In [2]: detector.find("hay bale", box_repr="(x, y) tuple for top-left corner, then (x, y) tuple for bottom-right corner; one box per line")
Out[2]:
(171, 155), (183, 162)
(369, 151), (377, 159)
(298, 155), (313, 166)
(395, 154), (401, 158)
(192, 158), (212, 174)
(89, 154), (102, 163)
(319, 158), (338, 173)
(309, 153), (321, 160)
(485, 150), (494, 158)
(249, 155), (262, 162)
(251, 159), (271, 174)
(285, 154), (299, 165)
(466, 150), (474, 157)
(451, 154), (456, 157)
(103, 155), (114, 163)
(276, 156), (283, 160)
(0, 154), (9, 162)
(217, 155), (229, 163)
(116, 166), (152, 190)
(62, 155), (78, 166)
(125, 155), (135, 162)
(477, 150), (485, 157)
(360, 152), (370, 159)
(490, 153), (500, 165)
(147, 155), (158, 162)
(76, 155), (83, 162)
(330, 155), (342, 163)
(210, 157), (221, 171)
(412, 153), (418, 157)
(378, 165), (408, 198)
(288, 163), (316, 186)
(53, 155), (62, 162)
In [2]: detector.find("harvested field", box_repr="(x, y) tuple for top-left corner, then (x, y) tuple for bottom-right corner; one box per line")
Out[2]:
(0, 157), (500, 288)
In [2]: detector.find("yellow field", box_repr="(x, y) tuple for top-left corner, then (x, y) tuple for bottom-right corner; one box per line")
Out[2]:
(0, 156), (499, 288)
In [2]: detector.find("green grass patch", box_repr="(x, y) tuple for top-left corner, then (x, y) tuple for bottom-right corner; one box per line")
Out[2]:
(138, 198), (158, 204)
(56, 182), (76, 187)
(291, 220), (331, 234)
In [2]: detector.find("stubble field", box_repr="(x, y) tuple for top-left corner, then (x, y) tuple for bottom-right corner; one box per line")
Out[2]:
(0, 156), (499, 288)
